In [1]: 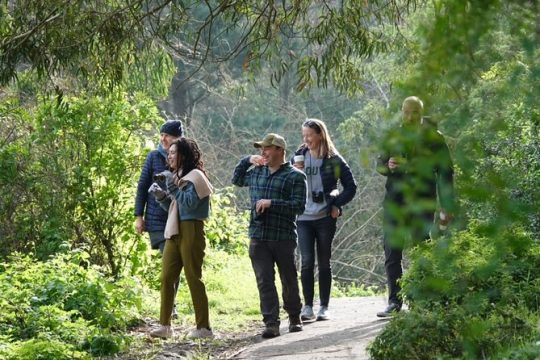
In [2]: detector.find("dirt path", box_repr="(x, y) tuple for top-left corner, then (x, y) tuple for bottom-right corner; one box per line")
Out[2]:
(122, 296), (389, 359)
(230, 296), (389, 360)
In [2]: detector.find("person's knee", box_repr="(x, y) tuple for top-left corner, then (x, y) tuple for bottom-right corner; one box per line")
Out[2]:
(384, 257), (402, 269)
(161, 270), (178, 286)
(300, 254), (315, 270)
(318, 262), (331, 272)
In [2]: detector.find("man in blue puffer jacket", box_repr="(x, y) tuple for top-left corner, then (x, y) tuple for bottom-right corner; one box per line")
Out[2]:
(134, 119), (183, 318)
(134, 119), (184, 251)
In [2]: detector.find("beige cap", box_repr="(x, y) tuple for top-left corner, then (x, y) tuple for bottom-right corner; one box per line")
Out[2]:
(254, 133), (287, 149)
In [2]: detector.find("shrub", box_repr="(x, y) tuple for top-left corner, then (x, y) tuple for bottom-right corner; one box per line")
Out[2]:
(205, 188), (250, 256)
(0, 252), (143, 358)
(369, 224), (540, 359)
(7, 339), (89, 360)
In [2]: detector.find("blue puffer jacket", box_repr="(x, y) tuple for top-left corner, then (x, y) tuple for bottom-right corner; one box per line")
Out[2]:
(294, 146), (357, 215)
(134, 144), (169, 232)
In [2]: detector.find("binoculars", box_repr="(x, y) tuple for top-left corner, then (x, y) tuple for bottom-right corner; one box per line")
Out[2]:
(312, 191), (324, 203)
(153, 174), (166, 182)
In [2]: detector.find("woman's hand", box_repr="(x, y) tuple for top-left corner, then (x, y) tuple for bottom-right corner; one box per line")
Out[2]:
(330, 206), (340, 219)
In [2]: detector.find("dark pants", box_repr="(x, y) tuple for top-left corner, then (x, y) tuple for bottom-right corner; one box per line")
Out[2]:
(383, 204), (434, 306)
(249, 239), (302, 326)
(297, 216), (337, 307)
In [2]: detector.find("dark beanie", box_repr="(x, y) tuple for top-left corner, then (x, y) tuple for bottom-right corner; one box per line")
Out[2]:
(160, 120), (183, 137)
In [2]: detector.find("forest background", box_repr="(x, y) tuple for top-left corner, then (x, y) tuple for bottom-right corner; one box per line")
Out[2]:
(0, 1), (539, 359)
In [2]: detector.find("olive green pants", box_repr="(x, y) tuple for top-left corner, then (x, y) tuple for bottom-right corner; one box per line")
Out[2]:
(160, 220), (209, 329)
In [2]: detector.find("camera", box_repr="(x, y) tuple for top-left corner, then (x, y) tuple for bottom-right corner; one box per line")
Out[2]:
(311, 191), (324, 203)
(153, 173), (166, 182)
(153, 170), (172, 182)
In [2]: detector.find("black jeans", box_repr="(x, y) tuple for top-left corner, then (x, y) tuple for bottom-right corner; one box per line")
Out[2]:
(249, 239), (302, 326)
(297, 216), (337, 307)
(383, 205), (434, 306)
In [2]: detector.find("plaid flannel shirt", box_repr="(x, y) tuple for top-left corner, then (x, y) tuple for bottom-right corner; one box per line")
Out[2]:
(232, 156), (307, 241)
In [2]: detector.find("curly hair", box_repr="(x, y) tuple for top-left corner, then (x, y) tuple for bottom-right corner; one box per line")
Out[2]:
(170, 138), (207, 178)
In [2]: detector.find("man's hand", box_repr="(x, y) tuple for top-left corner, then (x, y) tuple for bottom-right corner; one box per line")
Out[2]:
(256, 199), (271, 214)
(250, 155), (266, 166)
(388, 157), (399, 170)
(135, 216), (145, 234)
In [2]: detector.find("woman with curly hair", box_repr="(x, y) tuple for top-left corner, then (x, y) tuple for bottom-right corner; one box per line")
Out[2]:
(150, 138), (214, 339)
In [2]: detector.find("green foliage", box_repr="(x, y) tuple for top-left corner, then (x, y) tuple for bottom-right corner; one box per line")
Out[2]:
(369, 303), (537, 360)
(0, 0), (175, 93)
(0, 92), (163, 277)
(331, 282), (378, 298)
(367, 2), (540, 356)
(7, 339), (89, 360)
(401, 225), (538, 308)
(200, 248), (261, 331)
(0, 252), (143, 358)
(205, 188), (250, 255)
(493, 342), (540, 360)
(369, 225), (540, 359)
(1, 0), (420, 95)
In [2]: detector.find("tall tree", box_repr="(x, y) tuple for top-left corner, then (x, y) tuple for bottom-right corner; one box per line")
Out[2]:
(1, 0), (419, 94)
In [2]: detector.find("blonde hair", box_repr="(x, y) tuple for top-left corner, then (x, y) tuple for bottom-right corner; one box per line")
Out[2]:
(302, 118), (338, 158)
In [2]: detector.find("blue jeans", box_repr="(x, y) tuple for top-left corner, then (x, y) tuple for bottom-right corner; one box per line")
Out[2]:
(297, 216), (337, 307)
(149, 231), (166, 252)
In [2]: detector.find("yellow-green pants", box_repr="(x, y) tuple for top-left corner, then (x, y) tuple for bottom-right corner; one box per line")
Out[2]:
(160, 220), (209, 329)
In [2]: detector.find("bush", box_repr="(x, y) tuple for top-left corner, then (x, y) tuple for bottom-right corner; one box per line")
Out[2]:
(494, 342), (540, 360)
(7, 339), (89, 360)
(205, 188), (250, 256)
(368, 225), (540, 359)
(0, 252), (143, 358)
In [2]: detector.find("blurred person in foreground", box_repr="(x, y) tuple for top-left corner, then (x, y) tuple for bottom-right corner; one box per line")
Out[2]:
(376, 96), (456, 317)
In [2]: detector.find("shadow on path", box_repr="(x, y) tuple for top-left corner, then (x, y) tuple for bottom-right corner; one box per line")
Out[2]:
(232, 296), (389, 360)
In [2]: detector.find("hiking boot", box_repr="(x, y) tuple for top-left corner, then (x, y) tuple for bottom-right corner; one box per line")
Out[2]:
(187, 327), (214, 339)
(150, 325), (174, 339)
(300, 305), (316, 321)
(261, 324), (280, 338)
(376, 303), (401, 318)
(288, 315), (303, 333)
(316, 306), (330, 321)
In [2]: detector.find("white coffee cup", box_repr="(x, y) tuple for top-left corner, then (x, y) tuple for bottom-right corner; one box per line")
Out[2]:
(439, 211), (448, 231)
(294, 155), (305, 167)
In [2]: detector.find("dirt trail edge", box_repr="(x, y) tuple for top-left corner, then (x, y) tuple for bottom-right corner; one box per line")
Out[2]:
(231, 296), (389, 360)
